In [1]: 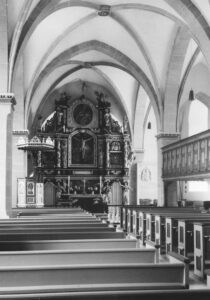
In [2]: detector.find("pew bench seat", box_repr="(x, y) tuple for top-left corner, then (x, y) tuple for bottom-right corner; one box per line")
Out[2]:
(0, 231), (126, 240)
(0, 227), (115, 233)
(0, 282), (188, 297)
(0, 262), (188, 292)
(0, 248), (156, 266)
(0, 286), (209, 300)
(0, 223), (110, 229)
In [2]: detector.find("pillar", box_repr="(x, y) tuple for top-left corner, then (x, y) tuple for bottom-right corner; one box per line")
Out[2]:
(0, 0), (8, 92)
(129, 149), (144, 205)
(12, 130), (28, 209)
(0, 94), (15, 218)
(156, 132), (180, 206)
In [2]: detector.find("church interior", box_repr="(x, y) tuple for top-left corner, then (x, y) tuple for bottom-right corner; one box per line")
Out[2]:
(1, 0), (210, 298)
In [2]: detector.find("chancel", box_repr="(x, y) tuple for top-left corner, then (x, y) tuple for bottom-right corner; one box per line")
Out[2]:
(1, 0), (210, 299)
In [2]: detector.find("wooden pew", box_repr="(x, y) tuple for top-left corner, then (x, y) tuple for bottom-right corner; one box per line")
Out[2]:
(155, 215), (166, 254)
(178, 217), (210, 258)
(165, 214), (210, 254)
(166, 217), (179, 253)
(122, 206), (128, 232)
(16, 208), (84, 217)
(0, 257), (189, 294)
(142, 211), (210, 255)
(142, 211), (197, 253)
(139, 211), (147, 245)
(125, 208), (209, 257)
(126, 207), (199, 243)
(0, 226), (116, 234)
(94, 213), (108, 222)
(194, 222), (210, 278)
(0, 223), (111, 230)
(146, 213), (155, 242)
(0, 248), (156, 266)
(2, 288), (209, 300)
(0, 238), (137, 251)
(133, 210), (139, 237)
(18, 215), (97, 220)
(127, 208), (134, 234)
(0, 231), (126, 241)
(0, 219), (104, 225)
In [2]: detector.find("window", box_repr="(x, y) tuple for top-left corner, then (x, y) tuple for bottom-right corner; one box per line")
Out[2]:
(188, 100), (208, 136)
(188, 181), (208, 192)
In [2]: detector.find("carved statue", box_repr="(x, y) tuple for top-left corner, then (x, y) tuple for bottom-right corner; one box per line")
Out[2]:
(95, 91), (111, 131)
(119, 180), (132, 205)
(95, 91), (110, 109)
(56, 181), (65, 200)
(104, 108), (112, 133)
(112, 119), (122, 133)
(56, 107), (64, 125)
(61, 140), (67, 168)
(102, 180), (112, 204)
(123, 115), (128, 133)
(44, 114), (56, 133)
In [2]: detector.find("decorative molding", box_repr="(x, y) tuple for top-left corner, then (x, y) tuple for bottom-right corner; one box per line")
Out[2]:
(134, 148), (144, 154)
(0, 93), (14, 99)
(156, 132), (181, 140)
(162, 129), (210, 151)
(98, 5), (111, 16)
(13, 130), (29, 136)
(67, 98), (98, 129)
(0, 93), (16, 106)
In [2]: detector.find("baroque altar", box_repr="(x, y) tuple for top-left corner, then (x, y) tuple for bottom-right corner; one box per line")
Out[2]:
(17, 91), (132, 210)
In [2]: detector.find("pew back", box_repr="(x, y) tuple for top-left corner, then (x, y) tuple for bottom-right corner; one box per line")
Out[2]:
(0, 238), (137, 251)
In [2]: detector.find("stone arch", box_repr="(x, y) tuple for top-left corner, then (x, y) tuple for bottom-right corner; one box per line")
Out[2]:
(177, 61), (210, 135)
(165, 0), (210, 68)
(9, 0), (187, 91)
(26, 40), (161, 133)
(163, 26), (191, 133)
(30, 64), (129, 135)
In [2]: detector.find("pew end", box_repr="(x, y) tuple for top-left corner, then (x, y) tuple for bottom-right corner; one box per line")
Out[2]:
(145, 240), (161, 263)
(166, 251), (190, 289)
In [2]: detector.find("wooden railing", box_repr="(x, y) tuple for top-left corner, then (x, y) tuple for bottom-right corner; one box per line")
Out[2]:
(162, 129), (210, 180)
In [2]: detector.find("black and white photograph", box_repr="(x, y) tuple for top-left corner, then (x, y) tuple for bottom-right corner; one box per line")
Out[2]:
(0, 0), (210, 299)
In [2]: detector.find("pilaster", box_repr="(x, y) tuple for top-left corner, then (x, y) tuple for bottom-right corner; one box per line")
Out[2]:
(12, 130), (28, 208)
(0, 93), (15, 218)
(129, 148), (144, 205)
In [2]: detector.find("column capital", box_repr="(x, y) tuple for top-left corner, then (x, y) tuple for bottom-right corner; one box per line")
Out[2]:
(13, 130), (29, 136)
(133, 148), (144, 154)
(0, 93), (16, 108)
(156, 132), (180, 140)
(132, 148), (144, 163)
(156, 132), (181, 149)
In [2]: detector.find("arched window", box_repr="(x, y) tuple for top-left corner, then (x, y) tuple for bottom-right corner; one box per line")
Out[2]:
(188, 100), (208, 136)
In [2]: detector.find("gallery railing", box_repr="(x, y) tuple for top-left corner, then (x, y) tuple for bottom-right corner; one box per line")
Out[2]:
(162, 129), (210, 180)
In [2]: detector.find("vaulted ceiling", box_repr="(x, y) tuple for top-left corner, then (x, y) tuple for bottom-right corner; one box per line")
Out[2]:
(7, 0), (210, 141)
